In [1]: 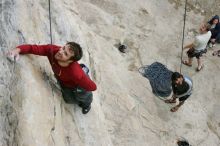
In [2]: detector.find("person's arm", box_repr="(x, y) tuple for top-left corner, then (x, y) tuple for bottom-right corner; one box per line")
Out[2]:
(172, 94), (177, 99)
(17, 44), (56, 56)
(7, 44), (59, 61)
(69, 65), (97, 91)
(184, 43), (194, 49)
(78, 75), (97, 91)
(74, 68), (97, 91)
(184, 36), (200, 49)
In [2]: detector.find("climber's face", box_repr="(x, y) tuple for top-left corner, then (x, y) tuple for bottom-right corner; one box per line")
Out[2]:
(175, 77), (183, 85)
(213, 19), (219, 24)
(55, 44), (74, 62)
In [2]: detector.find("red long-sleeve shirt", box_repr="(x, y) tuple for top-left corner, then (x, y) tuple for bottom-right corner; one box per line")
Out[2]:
(17, 44), (97, 91)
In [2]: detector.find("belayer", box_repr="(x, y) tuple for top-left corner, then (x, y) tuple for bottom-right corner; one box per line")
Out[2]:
(7, 42), (97, 114)
(182, 23), (211, 71)
(165, 72), (193, 112)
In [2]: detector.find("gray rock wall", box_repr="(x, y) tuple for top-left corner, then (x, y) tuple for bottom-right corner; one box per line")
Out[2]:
(0, 0), (220, 146)
(0, 0), (19, 145)
(169, 0), (220, 18)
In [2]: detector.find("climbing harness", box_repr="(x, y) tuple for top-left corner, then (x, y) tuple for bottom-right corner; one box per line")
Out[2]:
(179, 0), (188, 73)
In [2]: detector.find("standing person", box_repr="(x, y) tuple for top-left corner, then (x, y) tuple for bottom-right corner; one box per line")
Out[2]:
(7, 42), (97, 114)
(165, 72), (193, 112)
(182, 23), (211, 71)
(208, 15), (220, 47)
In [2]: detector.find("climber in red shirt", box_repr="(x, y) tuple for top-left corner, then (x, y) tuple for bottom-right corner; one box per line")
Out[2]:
(7, 42), (97, 114)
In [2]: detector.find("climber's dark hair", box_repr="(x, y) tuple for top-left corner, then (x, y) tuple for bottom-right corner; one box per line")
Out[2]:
(171, 72), (183, 83)
(66, 42), (83, 61)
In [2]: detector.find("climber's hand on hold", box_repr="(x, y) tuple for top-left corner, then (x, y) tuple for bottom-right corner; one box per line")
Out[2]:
(6, 48), (20, 62)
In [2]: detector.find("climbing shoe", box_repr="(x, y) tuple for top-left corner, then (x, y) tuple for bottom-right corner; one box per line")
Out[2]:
(82, 105), (91, 114)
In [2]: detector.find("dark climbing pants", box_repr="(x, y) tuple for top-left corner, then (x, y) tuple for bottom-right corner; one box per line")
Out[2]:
(211, 29), (220, 43)
(60, 85), (93, 108)
(216, 33), (220, 43)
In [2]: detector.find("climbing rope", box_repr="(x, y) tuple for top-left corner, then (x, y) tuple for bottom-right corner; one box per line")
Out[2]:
(179, 0), (188, 73)
(48, 0), (56, 140)
(138, 62), (173, 98)
(48, 0), (53, 45)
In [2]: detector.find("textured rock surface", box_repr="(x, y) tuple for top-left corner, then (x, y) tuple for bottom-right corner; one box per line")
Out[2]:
(0, 0), (220, 146)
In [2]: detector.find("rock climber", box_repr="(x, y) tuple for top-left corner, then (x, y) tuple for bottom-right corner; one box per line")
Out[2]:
(7, 42), (97, 114)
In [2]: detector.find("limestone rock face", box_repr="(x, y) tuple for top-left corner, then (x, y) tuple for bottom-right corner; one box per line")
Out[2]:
(0, 0), (220, 146)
